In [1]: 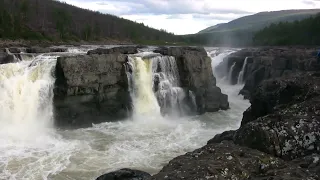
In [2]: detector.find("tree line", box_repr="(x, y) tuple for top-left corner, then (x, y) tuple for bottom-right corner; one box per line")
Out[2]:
(253, 13), (320, 46)
(0, 0), (184, 44)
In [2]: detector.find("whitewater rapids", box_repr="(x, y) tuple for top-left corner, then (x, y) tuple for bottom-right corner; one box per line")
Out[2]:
(0, 47), (249, 180)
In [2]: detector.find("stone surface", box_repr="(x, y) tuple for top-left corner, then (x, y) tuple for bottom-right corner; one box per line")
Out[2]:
(242, 72), (320, 126)
(152, 141), (317, 180)
(26, 46), (51, 53)
(0, 48), (19, 64)
(156, 47), (229, 113)
(215, 47), (320, 99)
(87, 46), (139, 55)
(54, 54), (131, 128)
(96, 169), (151, 180)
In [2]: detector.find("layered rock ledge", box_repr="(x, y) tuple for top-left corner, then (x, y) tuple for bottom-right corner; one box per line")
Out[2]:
(53, 46), (228, 128)
(96, 48), (320, 180)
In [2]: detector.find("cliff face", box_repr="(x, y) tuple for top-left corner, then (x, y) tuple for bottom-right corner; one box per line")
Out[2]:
(155, 47), (229, 113)
(53, 46), (229, 128)
(215, 47), (320, 99)
(54, 53), (131, 128)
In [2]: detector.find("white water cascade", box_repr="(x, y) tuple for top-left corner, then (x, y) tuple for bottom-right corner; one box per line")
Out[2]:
(0, 47), (250, 180)
(127, 56), (161, 115)
(127, 54), (185, 116)
(228, 62), (236, 84)
(0, 56), (57, 136)
(237, 57), (248, 84)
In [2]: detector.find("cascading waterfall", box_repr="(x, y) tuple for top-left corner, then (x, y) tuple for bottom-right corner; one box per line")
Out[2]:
(151, 56), (185, 116)
(237, 57), (248, 84)
(127, 56), (161, 115)
(0, 55), (57, 137)
(126, 54), (185, 116)
(228, 62), (236, 84)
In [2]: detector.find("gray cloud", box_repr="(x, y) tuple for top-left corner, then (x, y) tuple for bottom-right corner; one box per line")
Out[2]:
(73, 0), (252, 16)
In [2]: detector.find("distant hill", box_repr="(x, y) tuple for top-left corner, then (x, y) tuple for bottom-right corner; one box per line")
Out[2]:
(181, 9), (320, 47)
(253, 13), (320, 46)
(198, 9), (320, 34)
(0, 0), (183, 45)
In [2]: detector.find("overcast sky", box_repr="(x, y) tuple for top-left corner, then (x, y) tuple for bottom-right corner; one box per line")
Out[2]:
(61, 0), (320, 35)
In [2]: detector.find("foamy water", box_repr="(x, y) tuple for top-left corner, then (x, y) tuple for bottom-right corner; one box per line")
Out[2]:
(0, 47), (249, 180)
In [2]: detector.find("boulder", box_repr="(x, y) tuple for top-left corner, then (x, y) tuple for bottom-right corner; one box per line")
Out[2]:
(155, 47), (229, 113)
(207, 130), (235, 144)
(96, 169), (151, 180)
(241, 72), (320, 126)
(152, 141), (316, 180)
(50, 47), (68, 52)
(54, 54), (131, 128)
(234, 96), (320, 160)
(87, 46), (139, 55)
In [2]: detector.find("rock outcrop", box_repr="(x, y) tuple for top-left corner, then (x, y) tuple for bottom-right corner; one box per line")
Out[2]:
(54, 46), (228, 127)
(54, 53), (131, 128)
(0, 48), (19, 64)
(87, 46), (139, 55)
(96, 169), (151, 180)
(155, 47), (229, 113)
(215, 47), (320, 99)
(152, 141), (316, 180)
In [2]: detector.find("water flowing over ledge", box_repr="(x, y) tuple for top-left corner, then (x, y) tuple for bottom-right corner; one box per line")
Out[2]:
(0, 46), (250, 180)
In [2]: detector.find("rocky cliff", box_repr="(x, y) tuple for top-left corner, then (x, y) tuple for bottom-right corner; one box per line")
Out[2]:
(215, 47), (320, 99)
(96, 48), (320, 180)
(155, 47), (229, 113)
(53, 46), (228, 127)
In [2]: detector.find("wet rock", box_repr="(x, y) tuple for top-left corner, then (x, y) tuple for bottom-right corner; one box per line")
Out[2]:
(87, 46), (138, 55)
(207, 130), (235, 144)
(50, 47), (68, 52)
(54, 54), (131, 128)
(156, 46), (229, 113)
(242, 72), (320, 126)
(26, 46), (51, 53)
(0, 49), (19, 64)
(152, 141), (316, 180)
(96, 168), (151, 180)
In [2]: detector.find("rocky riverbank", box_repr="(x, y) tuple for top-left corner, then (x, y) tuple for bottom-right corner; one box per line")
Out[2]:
(96, 47), (320, 180)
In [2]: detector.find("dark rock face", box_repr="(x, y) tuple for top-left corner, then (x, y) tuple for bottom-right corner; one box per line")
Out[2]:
(0, 49), (19, 64)
(233, 73), (320, 161)
(96, 169), (151, 180)
(87, 46), (139, 55)
(152, 141), (316, 180)
(242, 72), (320, 126)
(26, 47), (51, 53)
(207, 130), (235, 144)
(155, 47), (229, 113)
(215, 47), (320, 98)
(54, 54), (131, 128)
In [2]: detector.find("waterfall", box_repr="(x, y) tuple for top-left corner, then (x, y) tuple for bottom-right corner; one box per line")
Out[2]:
(127, 56), (161, 115)
(152, 56), (185, 115)
(126, 55), (185, 116)
(237, 57), (248, 84)
(228, 62), (236, 84)
(0, 55), (57, 137)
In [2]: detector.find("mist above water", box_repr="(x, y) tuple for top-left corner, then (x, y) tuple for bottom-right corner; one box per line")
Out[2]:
(0, 47), (249, 180)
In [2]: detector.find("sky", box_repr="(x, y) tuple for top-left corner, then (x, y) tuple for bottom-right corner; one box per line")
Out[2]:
(60, 0), (320, 35)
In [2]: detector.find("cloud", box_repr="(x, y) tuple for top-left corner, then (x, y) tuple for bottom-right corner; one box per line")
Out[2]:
(61, 0), (320, 35)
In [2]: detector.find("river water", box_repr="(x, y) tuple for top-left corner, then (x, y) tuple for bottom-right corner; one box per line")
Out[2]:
(0, 46), (249, 180)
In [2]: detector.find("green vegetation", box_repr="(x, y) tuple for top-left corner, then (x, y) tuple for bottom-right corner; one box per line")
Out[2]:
(192, 9), (320, 47)
(0, 0), (186, 45)
(253, 14), (320, 46)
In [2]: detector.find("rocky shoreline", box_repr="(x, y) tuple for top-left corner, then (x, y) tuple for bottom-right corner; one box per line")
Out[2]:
(96, 47), (320, 180)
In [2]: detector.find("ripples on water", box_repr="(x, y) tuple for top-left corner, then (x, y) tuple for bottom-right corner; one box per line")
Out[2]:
(0, 47), (249, 180)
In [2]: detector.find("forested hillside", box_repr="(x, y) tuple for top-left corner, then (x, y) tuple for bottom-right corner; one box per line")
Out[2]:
(0, 0), (182, 44)
(253, 14), (320, 45)
(188, 9), (320, 47)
